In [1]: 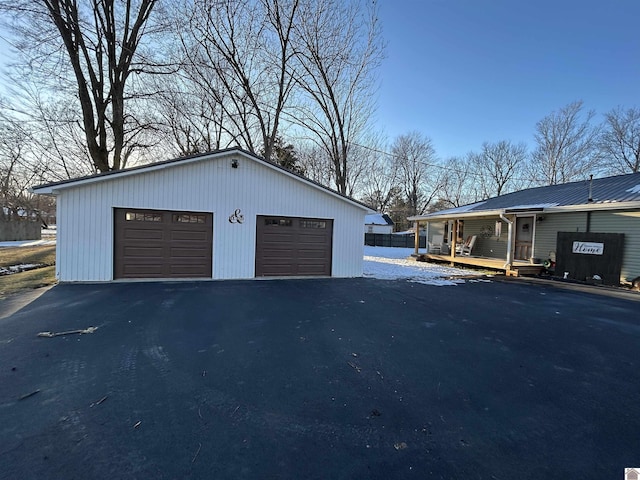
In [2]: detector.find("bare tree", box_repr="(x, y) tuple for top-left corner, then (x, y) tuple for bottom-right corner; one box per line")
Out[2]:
(470, 140), (528, 198)
(530, 101), (602, 185)
(179, 0), (300, 161)
(392, 132), (442, 216)
(1, 0), (166, 172)
(296, 142), (334, 187)
(359, 152), (400, 212)
(437, 156), (478, 208)
(290, 0), (383, 194)
(0, 88), (94, 190)
(150, 73), (228, 157)
(0, 115), (49, 218)
(599, 106), (640, 174)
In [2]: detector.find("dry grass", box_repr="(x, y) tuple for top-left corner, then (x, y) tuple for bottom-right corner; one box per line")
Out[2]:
(0, 245), (56, 267)
(0, 245), (57, 298)
(0, 266), (56, 297)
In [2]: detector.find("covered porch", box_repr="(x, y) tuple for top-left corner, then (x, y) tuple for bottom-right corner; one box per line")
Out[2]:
(420, 252), (543, 277)
(409, 209), (546, 277)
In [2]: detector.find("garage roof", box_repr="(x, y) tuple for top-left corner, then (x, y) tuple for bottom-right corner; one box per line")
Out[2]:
(32, 147), (374, 213)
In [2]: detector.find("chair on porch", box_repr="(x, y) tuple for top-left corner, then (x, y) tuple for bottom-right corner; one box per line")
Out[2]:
(460, 235), (477, 256)
(428, 234), (443, 254)
(456, 236), (472, 255)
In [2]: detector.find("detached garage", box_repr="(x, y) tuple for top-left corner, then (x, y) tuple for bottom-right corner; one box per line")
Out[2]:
(32, 148), (372, 282)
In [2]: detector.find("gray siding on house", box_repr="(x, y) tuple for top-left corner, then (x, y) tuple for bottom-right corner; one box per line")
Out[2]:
(533, 212), (588, 261)
(427, 223), (445, 244)
(591, 210), (640, 281)
(461, 218), (507, 259)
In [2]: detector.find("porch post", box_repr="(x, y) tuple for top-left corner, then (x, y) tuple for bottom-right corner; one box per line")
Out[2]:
(501, 214), (514, 268)
(425, 222), (430, 253)
(450, 220), (456, 260)
(414, 220), (420, 255)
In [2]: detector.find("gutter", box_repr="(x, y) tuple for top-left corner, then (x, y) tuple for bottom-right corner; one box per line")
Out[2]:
(499, 213), (514, 268)
(410, 201), (640, 222)
(408, 209), (506, 222)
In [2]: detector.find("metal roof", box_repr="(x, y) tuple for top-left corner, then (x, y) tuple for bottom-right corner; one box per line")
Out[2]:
(411, 172), (640, 220)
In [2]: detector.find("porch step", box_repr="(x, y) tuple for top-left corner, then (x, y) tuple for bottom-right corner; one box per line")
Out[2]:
(507, 266), (544, 277)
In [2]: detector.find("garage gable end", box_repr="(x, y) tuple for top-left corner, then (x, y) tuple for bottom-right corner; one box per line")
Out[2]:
(32, 148), (372, 214)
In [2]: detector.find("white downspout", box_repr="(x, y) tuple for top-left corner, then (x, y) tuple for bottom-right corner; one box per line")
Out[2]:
(425, 222), (430, 253)
(500, 213), (514, 268)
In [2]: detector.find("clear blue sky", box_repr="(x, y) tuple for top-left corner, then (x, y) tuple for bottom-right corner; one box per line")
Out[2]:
(375, 0), (640, 159)
(1, 1), (638, 162)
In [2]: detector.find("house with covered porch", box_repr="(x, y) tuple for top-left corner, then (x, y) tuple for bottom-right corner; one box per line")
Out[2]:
(409, 173), (640, 285)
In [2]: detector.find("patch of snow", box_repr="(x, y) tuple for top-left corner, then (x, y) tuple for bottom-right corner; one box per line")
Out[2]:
(0, 263), (46, 275)
(626, 184), (640, 194)
(409, 278), (466, 286)
(363, 246), (482, 286)
(0, 239), (56, 248)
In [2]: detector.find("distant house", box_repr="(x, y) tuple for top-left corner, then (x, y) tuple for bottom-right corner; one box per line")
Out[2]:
(409, 173), (640, 285)
(364, 213), (394, 234)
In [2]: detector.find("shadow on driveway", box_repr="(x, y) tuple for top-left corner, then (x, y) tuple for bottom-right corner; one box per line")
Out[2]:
(1, 279), (639, 479)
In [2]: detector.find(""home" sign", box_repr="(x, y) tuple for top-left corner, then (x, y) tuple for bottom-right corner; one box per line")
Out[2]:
(572, 241), (604, 255)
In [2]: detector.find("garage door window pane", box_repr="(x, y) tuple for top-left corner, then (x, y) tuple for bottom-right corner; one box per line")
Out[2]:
(300, 220), (326, 229)
(265, 218), (292, 227)
(125, 212), (162, 222)
(174, 214), (206, 224)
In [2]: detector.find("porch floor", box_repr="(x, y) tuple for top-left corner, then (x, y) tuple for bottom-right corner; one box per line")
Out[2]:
(417, 253), (544, 277)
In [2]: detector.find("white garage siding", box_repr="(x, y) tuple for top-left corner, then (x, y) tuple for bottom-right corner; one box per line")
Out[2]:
(53, 152), (367, 281)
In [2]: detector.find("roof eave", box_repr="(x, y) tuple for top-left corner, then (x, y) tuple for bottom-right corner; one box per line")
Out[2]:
(31, 149), (241, 194)
(31, 148), (374, 212)
(408, 209), (506, 221)
(545, 201), (640, 213)
(409, 200), (640, 222)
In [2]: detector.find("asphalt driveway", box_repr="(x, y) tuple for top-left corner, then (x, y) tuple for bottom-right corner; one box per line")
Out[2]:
(1, 279), (639, 479)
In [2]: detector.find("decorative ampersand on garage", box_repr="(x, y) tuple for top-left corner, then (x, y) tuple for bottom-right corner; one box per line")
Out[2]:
(228, 209), (244, 224)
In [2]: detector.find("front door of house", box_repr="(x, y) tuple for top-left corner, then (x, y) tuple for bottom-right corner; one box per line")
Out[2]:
(514, 216), (534, 260)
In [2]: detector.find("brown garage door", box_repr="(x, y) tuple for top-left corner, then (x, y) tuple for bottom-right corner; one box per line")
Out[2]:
(114, 208), (213, 279)
(255, 216), (333, 277)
